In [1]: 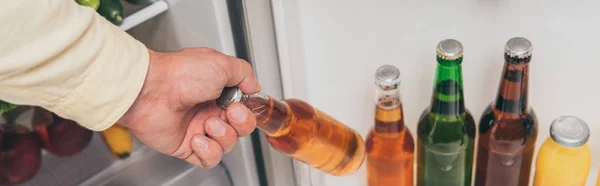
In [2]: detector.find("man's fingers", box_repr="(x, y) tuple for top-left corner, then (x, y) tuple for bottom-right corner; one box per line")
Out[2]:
(204, 116), (238, 153)
(219, 56), (261, 94)
(225, 103), (257, 137)
(189, 134), (223, 168)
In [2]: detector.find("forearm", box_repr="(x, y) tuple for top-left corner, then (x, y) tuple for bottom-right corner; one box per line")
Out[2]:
(0, 1), (149, 131)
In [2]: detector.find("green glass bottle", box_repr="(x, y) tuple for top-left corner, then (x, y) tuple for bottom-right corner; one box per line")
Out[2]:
(416, 39), (476, 186)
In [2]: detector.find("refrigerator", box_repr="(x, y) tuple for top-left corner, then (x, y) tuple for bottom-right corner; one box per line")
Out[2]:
(16, 0), (308, 186)
(14, 0), (600, 186)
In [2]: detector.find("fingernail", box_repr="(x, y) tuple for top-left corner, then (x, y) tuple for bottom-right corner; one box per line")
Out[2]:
(193, 136), (209, 150)
(230, 106), (247, 123)
(209, 119), (226, 136)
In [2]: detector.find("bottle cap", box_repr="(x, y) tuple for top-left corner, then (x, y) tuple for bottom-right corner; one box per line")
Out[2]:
(436, 39), (464, 60)
(505, 37), (533, 59)
(375, 65), (400, 87)
(550, 115), (590, 148)
(216, 86), (243, 109)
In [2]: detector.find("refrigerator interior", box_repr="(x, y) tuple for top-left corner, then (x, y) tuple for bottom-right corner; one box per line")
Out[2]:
(270, 0), (600, 186)
(14, 0), (267, 185)
(12, 0), (600, 186)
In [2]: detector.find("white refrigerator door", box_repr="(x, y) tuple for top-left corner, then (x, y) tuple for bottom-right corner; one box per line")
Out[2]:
(267, 0), (600, 186)
(228, 0), (304, 186)
(237, 0), (336, 185)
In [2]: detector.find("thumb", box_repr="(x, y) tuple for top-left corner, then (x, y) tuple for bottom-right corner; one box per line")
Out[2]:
(219, 56), (261, 94)
(170, 49), (261, 107)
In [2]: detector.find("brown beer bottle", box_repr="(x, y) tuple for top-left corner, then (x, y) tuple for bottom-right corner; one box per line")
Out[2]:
(366, 65), (415, 186)
(474, 37), (539, 186)
(216, 87), (366, 176)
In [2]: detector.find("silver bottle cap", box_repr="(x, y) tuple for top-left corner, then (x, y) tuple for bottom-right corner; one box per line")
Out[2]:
(216, 86), (243, 109)
(505, 37), (533, 59)
(550, 116), (590, 148)
(375, 65), (400, 87)
(436, 39), (464, 60)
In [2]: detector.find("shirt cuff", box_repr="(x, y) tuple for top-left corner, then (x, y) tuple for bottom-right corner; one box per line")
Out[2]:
(53, 18), (149, 131)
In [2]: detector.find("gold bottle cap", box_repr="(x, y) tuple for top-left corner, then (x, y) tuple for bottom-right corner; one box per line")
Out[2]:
(505, 37), (533, 59)
(436, 39), (464, 60)
(550, 115), (590, 148)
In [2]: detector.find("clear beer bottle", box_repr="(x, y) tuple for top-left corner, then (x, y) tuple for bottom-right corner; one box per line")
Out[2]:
(366, 65), (414, 186)
(216, 87), (366, 176)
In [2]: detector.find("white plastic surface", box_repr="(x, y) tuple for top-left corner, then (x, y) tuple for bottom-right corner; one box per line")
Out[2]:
(588, 169), (598, 186)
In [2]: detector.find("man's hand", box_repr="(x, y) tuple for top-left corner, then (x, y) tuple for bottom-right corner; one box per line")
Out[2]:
(117, 48), (260, 168)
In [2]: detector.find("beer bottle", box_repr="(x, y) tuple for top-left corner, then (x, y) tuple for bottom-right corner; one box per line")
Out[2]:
(533, 116), (591, 186)
(416, 39), (476, 186)
(474, 37), (539, 186)
(366, 65), (415, 186)
(216, 87), (366, 176)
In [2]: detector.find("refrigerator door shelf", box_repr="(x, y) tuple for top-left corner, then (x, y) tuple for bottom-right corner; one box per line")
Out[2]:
(19, 133), (233, 186)
(17, 133), (141, 186)
(120, 0), (169, 31)
(78, 145), (232, 186)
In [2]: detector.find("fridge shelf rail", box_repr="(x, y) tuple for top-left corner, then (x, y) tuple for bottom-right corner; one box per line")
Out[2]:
(119, 0), (169, 31)
(77, 145), (233, 186)
(18, 133), (143, 186)
(20, 132), (233, 186)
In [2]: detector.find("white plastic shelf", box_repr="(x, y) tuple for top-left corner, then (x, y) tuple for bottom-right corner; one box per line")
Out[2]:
(17, 133), (232, 186)
(119, 0), (169, 31)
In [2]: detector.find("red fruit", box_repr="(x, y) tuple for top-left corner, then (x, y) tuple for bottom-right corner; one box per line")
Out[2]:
(0, 130), (42, 184)
(36, 115), (93, 157)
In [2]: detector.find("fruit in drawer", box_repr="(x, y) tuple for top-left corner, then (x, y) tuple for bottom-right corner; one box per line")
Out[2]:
(0, 101), (17, 115)
(35, 114), (93, 157)
(75, 0), (100, 10)
(0, 104), (45, 183)
(100, 124), (132, 159)
(0, 129), (42, 184)
(98, 0), (124, 25)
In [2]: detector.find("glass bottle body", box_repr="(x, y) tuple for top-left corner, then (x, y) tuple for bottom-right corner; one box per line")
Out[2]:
(533, 136), (591, 186)
(474, 53), (538, 186)
(366, 88), (414, 186)
(241, 94), (366, 176)
(417, 110), (475, 186)
(474, 105), (537, 186)
(417, 54), (476, 186)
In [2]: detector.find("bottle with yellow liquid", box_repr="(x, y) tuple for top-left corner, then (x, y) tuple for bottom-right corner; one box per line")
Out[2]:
(533, 115), (591, 186)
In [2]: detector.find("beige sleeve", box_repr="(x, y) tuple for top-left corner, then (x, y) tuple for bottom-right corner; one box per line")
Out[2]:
(0, 1), (149, 131)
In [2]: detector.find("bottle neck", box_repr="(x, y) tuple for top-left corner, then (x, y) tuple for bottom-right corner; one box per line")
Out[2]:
(374, 85), (405, 133)
(494, 55), (530, 114)
(239, 93), (290, 136)
(429, 56), (466, 116)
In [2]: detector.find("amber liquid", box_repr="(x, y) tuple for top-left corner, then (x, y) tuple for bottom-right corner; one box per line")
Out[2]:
(474, 58), (538, 186)
(366, 96), (414, 186)
(244, 95), (365, 176)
